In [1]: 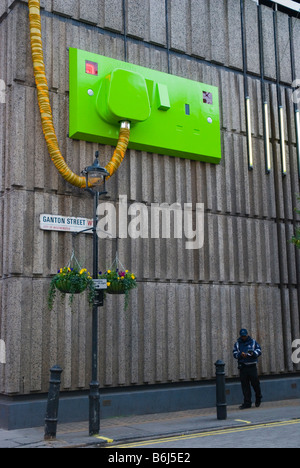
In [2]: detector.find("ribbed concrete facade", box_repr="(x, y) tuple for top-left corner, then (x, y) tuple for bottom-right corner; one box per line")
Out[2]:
(0, 0), (300, 399)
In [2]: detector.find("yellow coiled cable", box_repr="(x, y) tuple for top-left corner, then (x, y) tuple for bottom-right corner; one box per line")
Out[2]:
(28, 0), (130, 188)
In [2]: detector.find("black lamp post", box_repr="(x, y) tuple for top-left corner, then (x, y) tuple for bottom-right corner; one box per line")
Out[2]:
(82, 151), (109, 436)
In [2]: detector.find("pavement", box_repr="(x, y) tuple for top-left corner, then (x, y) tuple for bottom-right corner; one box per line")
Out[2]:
(0, 398), (299, 448)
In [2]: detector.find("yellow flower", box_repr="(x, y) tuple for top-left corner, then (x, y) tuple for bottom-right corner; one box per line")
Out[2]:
(107, 282), (111, 287)
(121, 277), (124, 280)
(131, 275), (135, 279)
(125, 270), (128, 273)
(68, 267), (71, 272)
(107, 270), (111, 274)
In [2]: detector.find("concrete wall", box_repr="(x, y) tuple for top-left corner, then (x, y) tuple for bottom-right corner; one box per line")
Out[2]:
(0, 0), (300, 397)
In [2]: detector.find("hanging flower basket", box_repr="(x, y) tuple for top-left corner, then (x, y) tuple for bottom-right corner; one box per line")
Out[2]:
(48, 267), (96, 310)
(98, 269), (137, 310)
(55, 277), (88, 294)
(106, 280), (126, 295)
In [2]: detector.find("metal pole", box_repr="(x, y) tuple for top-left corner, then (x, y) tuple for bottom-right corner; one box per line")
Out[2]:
(215, 360), (227, 420)
(273, 4), (287, 176)
(89, 190), (100, 436)
(258, 2), (271, 174)
(44, 365), (63, 440)
(240, 0), (253, 170)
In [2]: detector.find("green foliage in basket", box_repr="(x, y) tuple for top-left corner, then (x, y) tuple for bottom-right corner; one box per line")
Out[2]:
(98, 268), (137, 310)
(48, 267), (96, 310)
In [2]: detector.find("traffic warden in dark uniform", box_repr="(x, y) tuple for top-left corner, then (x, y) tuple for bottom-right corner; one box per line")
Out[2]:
(233, 329), (262, 409)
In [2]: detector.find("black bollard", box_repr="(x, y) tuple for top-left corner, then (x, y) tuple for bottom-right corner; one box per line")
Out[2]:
(215, 360), (227, 420)
(44, 365), (63, 440)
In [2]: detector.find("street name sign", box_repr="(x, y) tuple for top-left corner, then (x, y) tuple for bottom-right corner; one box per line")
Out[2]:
(40, 214), (93, 234)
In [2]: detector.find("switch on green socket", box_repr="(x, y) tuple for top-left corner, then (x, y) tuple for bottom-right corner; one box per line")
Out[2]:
(69, 48), (221, 164)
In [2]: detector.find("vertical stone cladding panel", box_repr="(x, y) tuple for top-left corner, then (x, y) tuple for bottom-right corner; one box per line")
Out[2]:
(149, 0), (166, 47)
(286, 88), (297, 145)
(79, 0), (99, 25)
(269, 83), (280, 140)
(188, 285), (198, 379)
(198, 286), (209, 377)
(154, 284), (166, 382)
(209, 285), (221, 375)
(177, 284), (188, 379)
(169, 0), (187, 53)
(102, 0), (124, 33)
(0, 88), (5, 199)
(190, 0), (210, 60)
(7, 190), (25, 275)
(292, 18), (300, 80)
(166, 283), (177, 381)
(30, 279), (44, 391)
(261, 5), (276, 81)
(227, 0), (243, 70)
(245, 0), (260, 76)
(52, 0), (78, 18)
(0, 198), (3, 277)
(278, 222), (290, 285)
(281, 287), (294, 372)
(290, 147), (300, 223)
(209, 0), (227, 66)
(0, 281), (4, 393)
(277, 12), (292, 85)
(2, 278), (22, 393)
(126, 0), (146, 40)
(290, 287), (300, 372)
(8, 85), (26, 189)
(286, 223), (297, 285)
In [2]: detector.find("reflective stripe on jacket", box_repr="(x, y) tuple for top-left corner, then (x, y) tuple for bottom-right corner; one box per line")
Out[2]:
(233, 336), (262, 366)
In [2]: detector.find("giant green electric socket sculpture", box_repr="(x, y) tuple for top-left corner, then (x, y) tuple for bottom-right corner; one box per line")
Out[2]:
(69, 48), (221, 164)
